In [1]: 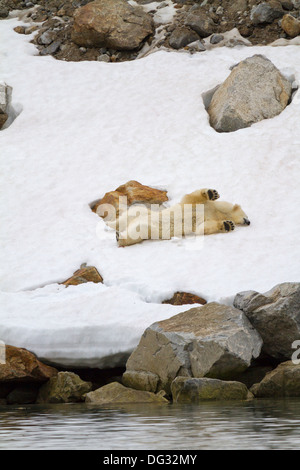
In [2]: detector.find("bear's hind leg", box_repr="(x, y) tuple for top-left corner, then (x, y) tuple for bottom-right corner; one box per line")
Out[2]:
(181, 188), (220, 205)
(207, 189), (220, 201)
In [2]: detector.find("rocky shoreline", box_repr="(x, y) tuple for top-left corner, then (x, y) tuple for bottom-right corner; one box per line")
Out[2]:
(1, 282), (300, 405)
(1, 0), (300, 64)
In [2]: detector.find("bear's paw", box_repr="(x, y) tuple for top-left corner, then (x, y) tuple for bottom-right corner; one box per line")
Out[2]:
(207, 189), (220, 201)
(223, 220), (235, 232)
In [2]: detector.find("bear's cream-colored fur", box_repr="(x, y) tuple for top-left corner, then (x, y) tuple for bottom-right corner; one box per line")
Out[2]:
(107, 188), (250, 247)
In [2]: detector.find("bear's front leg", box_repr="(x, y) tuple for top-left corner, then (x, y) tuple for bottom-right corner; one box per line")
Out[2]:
(203, 220), (235, 235)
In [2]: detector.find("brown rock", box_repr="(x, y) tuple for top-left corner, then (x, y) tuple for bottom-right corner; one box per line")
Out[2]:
(72, 0), (154, 50)
(14, 26), (26, 34)
(37, 371), (92, 403)
(116, 180), (168, 205)
(0, 345), (58, 383)
(85, 381), (169, 404)
(171, 377), (249, 402)
(92, 181), (168, 219)
(281, 14), (300, 38)
(162, 291), (207, 306)
(25, 25), (39, 35)
(250, 361), (300, 397)
(62, 265), (103, 286)
(0, 113), (8, 130)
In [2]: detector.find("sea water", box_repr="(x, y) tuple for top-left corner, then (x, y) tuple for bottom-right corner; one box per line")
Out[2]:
(1, 399), (300, 450)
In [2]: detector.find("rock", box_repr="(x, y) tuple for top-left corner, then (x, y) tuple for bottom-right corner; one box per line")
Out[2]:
(37, 371), (92, 403)
(39, 41), (61, 56)
(185, 8), (215, 38)
(97, 53), (110, 62)
(162, 291), (207, 306)
(122, 370), (159, 392)
(124, 302), (262, 394)
(14, 26), (26, 34)
(116, 180), (168, 206)
(210, 34), (224, 44)
(207, 54), (292, 133)
(0, 345), (58, 383)
(185, 40), (206, 52)
(6, 384), (39, 404)
(72, 0), (154, 50)
(171, 377), (249, 402)
(85, 381), (169, 404)
(0, 113), (8, 130)
(234, 282), (300, 360)
(204, 28), (252, 49)
(292, 0), (300, 7)
(169, 26), (199, 49)
(279, 0), (294, 9)
(281, 14), (300, 37)
(92, 180), (168, 219)
(250, 361), (300, 397)
(0, 82), (12, 115)
(228, 0), (248, 15)
(25, 25), (39, 35)
(62, 265), (103, 286)
(250, 1), (284, 25)
(38, 30), (56, 46)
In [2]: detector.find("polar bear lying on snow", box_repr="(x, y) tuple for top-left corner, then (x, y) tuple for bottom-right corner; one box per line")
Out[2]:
(106, 188), (250, 247)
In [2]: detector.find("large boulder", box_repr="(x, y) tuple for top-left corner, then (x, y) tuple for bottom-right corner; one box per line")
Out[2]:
(171, 377), (249, 403)
(71, 0), (154, 50)
(0, 345), (58, 383)
(36, 371), (92, 403)
(85, 381), (169, 404)
(251, 361), (300, 397)
(234, 282), (300, 360)
(123, 302), (262, 394)
(207, 54), (292, 133)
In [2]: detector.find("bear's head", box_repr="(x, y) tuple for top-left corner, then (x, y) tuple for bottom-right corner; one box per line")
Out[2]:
(231, 204), (250, 226)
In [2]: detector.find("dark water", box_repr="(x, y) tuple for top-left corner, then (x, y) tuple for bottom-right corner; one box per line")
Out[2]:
(1, 399), (300, 450)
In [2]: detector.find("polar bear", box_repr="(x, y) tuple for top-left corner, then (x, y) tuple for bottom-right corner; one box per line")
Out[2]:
(111, 188), (250, 247)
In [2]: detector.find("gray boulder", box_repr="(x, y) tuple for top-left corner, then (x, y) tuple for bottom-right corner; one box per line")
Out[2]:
(71, 0), (154, 50)
(234, 282), (300, 360)
(168, 27), (199, 50)
(124, 302), (262, 394)
(250, 1), (284, 25)
(250, 361), (300, 397)
(207, 54), (292, 133)
(171, 377), (249, 402)
(185, 7), (215, 38)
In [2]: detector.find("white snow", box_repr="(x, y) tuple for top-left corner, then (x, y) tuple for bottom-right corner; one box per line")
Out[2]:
(0, 14), (300, 367)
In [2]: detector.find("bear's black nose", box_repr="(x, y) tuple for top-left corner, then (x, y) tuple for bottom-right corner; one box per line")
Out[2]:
(244, 218), (250, 225)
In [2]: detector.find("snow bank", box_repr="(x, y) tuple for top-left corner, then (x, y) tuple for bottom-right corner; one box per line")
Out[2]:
(0, 16), (299, 367)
